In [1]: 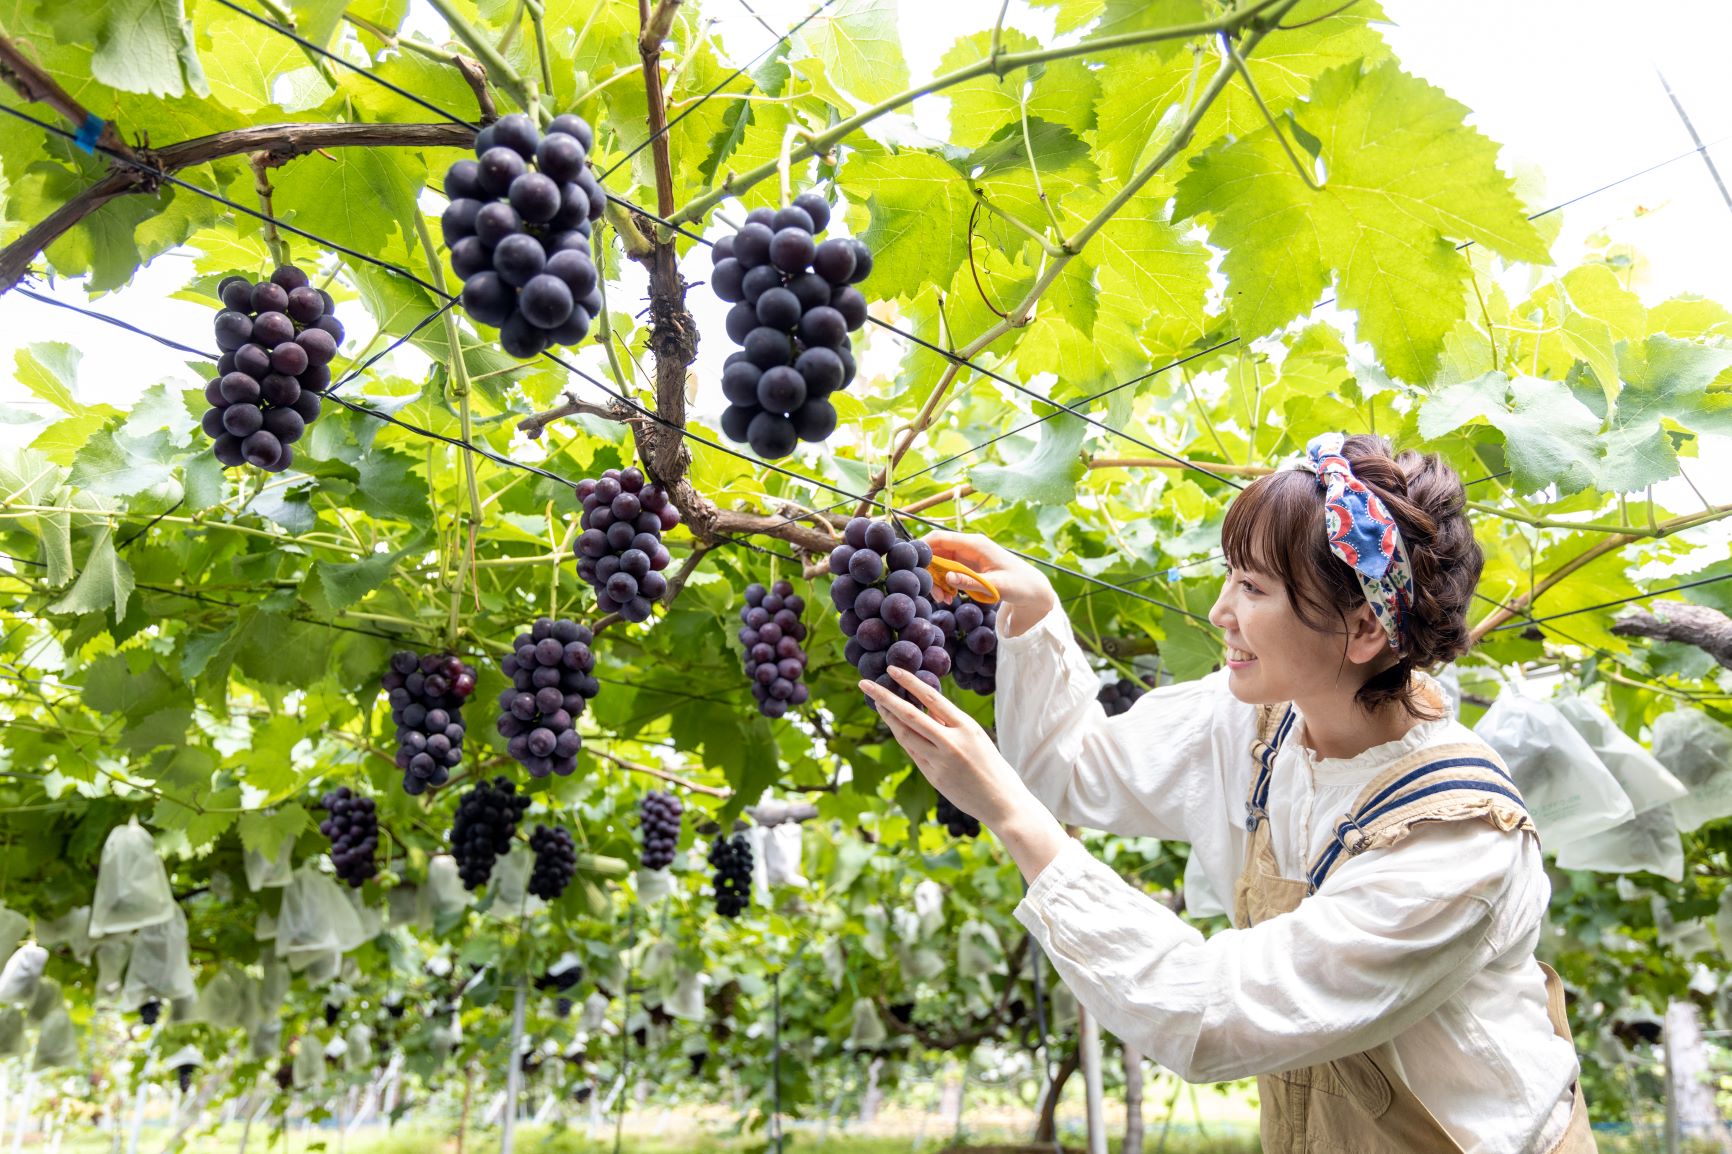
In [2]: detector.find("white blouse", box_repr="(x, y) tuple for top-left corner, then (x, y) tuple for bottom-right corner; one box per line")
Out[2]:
(995, 602), (1580, 1154)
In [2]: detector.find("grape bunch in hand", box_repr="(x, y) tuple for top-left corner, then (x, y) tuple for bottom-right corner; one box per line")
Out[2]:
(829, 518), (947, 707)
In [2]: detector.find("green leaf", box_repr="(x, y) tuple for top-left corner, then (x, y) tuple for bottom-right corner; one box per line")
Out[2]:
(1175, 62), (1549, 381)
(790, 0), (910, 107)
(850, 143), (971, 304)
(313, 551), (402, 612)
(91, 0), (209, 97)
(15, 344), (82, 413)
(970, 414), (1088, 506)
(272, 147), (424, 256)
(238, 805), (310, 861)
(82, 653), (180, 720)
(45, 528), (135, 621)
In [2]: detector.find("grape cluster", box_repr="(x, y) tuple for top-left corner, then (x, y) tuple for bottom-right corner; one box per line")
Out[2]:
(139, 1000), (162, 1026)
(938, 595), (999, 696)
(205, 265), (341, 472)
(382, 651), (478, 795)
(528, 824), (578, 900)
(536, 960), (582, 1017)
(738, 580), (810, 718)
(497, 617), (599, 778)
(319, 786), (380, 888)
(638, 791), (683, 871)
(829, 518), (947, 706)
(442, 113), (605, 359)
(574, 467), (679, 622)
(176, 1064), (196, 1093)
(935, 793), (980, 839)
(708, 833), (752, 918)
(449, 776), (531, 890)
(711, 193), (872, 458)
(1098, 676), (1149, 717)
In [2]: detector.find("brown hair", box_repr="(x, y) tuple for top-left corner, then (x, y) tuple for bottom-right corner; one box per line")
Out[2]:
(1219, 434), (1483, 718)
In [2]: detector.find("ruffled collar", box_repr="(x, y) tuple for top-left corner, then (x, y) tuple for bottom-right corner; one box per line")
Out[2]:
(1288, 671), (1459, 785)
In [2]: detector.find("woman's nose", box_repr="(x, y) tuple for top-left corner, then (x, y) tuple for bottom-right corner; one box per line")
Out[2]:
(1208, 582), (1232, 631)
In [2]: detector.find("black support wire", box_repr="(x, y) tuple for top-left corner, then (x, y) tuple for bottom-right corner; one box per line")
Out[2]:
(15, 287), (218, 359)
(209, 0), (479, 130)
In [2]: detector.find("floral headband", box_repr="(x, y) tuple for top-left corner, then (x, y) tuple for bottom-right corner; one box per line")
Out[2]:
(1290, 433), (1415, 652)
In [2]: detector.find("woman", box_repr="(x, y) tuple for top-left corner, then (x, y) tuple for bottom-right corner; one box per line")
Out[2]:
(860, 433), (1595, 1153)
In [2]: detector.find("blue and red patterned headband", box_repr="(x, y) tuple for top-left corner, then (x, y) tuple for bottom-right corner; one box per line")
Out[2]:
(1290, 433), (1415, 652)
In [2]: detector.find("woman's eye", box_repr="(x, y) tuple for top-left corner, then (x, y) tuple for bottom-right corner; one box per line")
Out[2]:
(1240, 580), (1260, 595)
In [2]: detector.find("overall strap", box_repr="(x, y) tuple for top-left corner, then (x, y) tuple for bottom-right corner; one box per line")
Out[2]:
(1305, 740), (1534, 894)
(1244, 703), (1297, 833)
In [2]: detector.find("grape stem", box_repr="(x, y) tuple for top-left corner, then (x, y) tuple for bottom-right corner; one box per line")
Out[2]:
(424, 0), (538, 122)
(250, 153), (288, 267)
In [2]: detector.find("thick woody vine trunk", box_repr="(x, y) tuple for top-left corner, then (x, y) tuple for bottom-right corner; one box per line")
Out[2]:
(1033, 1048), (1079, 1144)
(1611, 602), (1732, 668)
(1122, 1045), (1145, 1154)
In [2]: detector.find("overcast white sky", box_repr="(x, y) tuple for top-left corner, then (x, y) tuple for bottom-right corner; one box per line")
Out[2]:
(6, 0), (1732, 514)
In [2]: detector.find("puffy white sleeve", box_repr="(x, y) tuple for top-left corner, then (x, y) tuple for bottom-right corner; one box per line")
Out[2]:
(1013, 823), (1521, 1083)
(993, 600), (1256, 844)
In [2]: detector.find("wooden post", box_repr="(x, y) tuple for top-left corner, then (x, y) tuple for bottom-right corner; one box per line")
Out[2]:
(1079, 1007), (1106, 1154)
(1123, 1045), (1145, 1154)
(501, 977), (527, 1154)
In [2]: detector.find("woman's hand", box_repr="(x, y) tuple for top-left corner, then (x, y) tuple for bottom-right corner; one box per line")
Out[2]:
(861, 667), (1070, 881)
(921, 531), (1057, 637)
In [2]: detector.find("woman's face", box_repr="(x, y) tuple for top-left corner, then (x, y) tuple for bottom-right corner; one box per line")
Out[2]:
(1207, 564), (1379, 705)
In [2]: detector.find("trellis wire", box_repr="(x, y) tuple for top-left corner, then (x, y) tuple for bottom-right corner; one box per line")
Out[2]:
(14, 287), (217, 358)
(1486, 571), (1732, 631)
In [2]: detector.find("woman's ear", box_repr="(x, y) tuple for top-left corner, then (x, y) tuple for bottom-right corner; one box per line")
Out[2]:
(1344, 601), (1392, 666)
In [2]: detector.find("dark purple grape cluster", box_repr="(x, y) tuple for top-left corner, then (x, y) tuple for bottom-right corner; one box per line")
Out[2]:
(829, 517), (946, 706)
(711, 193), (871, 458)
(574, 467), (679, 622)
(205, 265), (341, 472)
(449, 776), (530, 890)
(938, 594), (999, 696)
(639, 790), (683, 870)
(708, 832), (752, 918)
(935, 793), (980, 839)
(1098, 676), (1149, 717)
(497, 617), (598, 778)
(319, 786), (380, 888)
(442, 113), (605, 359)
(528, 824), (578, 900)
(139, 1000), (162, 1026)
(176, 1064), (196, 1093)
(383, 651), (479, 795)
(738, 580), (810, 718)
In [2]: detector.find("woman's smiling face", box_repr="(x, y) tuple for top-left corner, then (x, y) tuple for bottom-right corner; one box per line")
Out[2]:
(1208, 564), (1389, 705)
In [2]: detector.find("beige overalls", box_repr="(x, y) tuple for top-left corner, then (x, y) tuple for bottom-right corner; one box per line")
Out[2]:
(1232, 702), (1598, 1153)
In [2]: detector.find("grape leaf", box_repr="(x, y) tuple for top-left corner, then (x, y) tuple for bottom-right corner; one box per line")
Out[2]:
(91, 0), (209, 98)
(1174, 62), (1549, 381)
(45, 528), (135, 621)
(970, 413), (1088, 506)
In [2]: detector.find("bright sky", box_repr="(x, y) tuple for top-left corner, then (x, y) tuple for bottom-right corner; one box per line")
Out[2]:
(5, 0), (1732, 517)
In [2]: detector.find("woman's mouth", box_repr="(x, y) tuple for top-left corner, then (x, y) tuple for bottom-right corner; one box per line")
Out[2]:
(1226, 647), (1258, 670)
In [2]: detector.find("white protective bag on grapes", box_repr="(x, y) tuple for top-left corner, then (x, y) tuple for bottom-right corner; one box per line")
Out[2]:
(1554, 696), (1687, 813)
(0, 906), (27, 960)
(293, 1036), (325, 1088)
(387, 883), (430, 930)
(667, 969), (705, 1022)
(1656, 709), (1732, 831)
(822, 939), (846, 989)
(347, 1022), (374, 1070)
(847, 998), (887, 1048)
(1473, 693), (1633, 848)
(636, 865), (673, 907)
(248, 1016), (281, 1061)
(746, 825), (772, 905)
(33, 1005), (76, 1069)
(578, 990), (610, 1033)
(1717, 887), (1732, 961)
(913, 879), (945, 936)
(36, 905), (94, 961)
(94, 938), (129, 1000)
(88, 821), (175, 937)
(192, 967), (251, 1030)
(425, 854), (470, 921)
(0, 943), (46, 1005)
(484, 843), (544, 921)
(0, 1009), (21, 1057)
(244, 842), (294, 892)
(763, 821), (807, 888)
(347, 887), (383, 943)
(1653, 893), (1716, 956)
(123, 905), (196, 1006)
(28, 976), (61, 1022)
(1555, 805), (1683, 879)
(957, 920), (1005, 980)
(275, 866), (364, 962)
